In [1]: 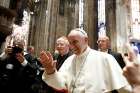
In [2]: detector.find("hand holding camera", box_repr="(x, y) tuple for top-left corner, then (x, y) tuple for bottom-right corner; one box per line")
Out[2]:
(5, 45), (13, 55)
(5, 45), (25, 63)
(6, 45), (23, 55)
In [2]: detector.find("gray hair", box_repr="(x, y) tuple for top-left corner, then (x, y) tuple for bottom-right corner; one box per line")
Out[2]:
(71, 28), (88, 37)
(56, 36), (69, 45)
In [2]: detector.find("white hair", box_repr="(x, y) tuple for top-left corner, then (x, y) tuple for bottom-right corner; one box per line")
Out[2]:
(71, 28), (88, 37)
(56, 36), (69, 45)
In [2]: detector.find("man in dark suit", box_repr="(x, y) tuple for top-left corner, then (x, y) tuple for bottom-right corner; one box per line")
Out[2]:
(97, 36), (125, 68)
(25, 46), (35, 63)
(24, 46), (39, 69)
(54, 36), (72, 70)
(0, 39), (37, 93)
(108, 49), (125, 69)
(24, 45), (47, 93)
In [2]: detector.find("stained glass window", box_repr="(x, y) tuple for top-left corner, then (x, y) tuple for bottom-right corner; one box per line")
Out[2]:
(79, 0), (84, 29)
(131, 0), (140, 40)
(98, 0), (106, 37)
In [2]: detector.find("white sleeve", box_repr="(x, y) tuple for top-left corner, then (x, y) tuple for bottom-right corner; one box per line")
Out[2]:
(117, 85), (132, 93)
(21, 59), (28, 66)
(42, 71), (67, 90)
(0, 52), (7, 60)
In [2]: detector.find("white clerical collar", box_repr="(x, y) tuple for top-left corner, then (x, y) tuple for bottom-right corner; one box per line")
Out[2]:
(76, 46), (91, 58)
(98, 49), (108, 53)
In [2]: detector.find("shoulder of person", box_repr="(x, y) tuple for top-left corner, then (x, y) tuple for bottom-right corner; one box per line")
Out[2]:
(95, 49), (117, 60)
(60, 54), (75, 66)
(65, 54), (75, 61)
(109, 49), (122, 55)
(91, 49), (109, 56)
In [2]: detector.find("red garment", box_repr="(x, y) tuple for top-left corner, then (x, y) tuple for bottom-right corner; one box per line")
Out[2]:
(55, 89), (68, 93)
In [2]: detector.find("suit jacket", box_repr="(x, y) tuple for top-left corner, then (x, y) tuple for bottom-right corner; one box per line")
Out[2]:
(108, 49), (125, 69)
(55, 52), (72, 70)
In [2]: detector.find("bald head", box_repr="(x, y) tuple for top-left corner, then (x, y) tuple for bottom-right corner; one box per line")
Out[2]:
(56, 36), (69, 45)
(56, 36), (70, 56)
(97, 36), (110, 52)
(98, 36), (109, 41)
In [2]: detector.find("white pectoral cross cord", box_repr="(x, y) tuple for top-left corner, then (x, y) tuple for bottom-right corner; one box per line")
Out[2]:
(71, 50), (90, 93)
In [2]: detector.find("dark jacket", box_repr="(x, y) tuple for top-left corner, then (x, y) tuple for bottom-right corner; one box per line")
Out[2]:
(108, 49), (125, 69)
(55, 52), (72, 70)
(0, 55), (37, 93)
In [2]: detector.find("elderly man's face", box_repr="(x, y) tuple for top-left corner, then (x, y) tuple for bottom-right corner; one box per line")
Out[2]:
(97, 37), (109, 51)
(56, 38), (69, 55)
(68, 31), (87, 55)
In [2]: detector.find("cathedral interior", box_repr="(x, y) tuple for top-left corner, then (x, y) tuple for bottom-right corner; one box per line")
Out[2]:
(0, 0), (140, 56)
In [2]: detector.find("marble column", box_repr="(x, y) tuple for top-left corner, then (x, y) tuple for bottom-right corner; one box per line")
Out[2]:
(29, 0), (49, 56)
(46, 0), (60, 53)
(0, 0), (10, 8)
(116, 0), (131, 53)
(105, 0), (117, 51)
(83, 0), (98, 49)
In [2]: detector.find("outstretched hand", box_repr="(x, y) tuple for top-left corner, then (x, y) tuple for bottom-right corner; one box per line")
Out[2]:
(39, 51), (56, 74)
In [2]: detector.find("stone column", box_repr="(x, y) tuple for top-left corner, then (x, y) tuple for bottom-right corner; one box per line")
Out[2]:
(83, 0), (98, 49)
(116, 0), (131, 53)
(46, 0), (60, 53)
(56, 0), (78, 38)
(105, 0), (117, 51)
(0, 0), (10, 8)
(55, 0), (69, 38)
(29, 0), (49, 56)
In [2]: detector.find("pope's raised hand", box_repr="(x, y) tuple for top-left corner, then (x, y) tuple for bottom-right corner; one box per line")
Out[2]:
(39, 51), (56, 74)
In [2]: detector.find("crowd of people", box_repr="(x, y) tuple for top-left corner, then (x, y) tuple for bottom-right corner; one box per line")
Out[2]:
(0, 28), (140, 93)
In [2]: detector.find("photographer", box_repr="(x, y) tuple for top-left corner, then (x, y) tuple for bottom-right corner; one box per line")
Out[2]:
(0, 39), (37, 93)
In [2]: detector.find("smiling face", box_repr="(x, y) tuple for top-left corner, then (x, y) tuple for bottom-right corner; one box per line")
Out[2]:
(68, 29), (88, 55)
(56, 36), (69, 56)
(97, 36), (110, 52)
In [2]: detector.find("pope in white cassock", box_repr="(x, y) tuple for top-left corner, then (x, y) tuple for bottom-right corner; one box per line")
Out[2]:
(39, 28), (132, 93)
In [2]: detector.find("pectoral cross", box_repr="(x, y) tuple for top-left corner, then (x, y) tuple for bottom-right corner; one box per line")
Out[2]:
(71, 84), (76, 93)
(72, 84), (76, 89)
(71, 78), (76, 93)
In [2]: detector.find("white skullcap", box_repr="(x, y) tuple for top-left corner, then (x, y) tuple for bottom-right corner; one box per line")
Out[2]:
(71, 28), (88, 37)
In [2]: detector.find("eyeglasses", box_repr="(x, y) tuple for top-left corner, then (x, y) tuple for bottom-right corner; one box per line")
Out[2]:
(97, 40), (106, 44)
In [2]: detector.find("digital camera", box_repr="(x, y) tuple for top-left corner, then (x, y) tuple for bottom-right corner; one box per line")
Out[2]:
(12, 46), (23, 54)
